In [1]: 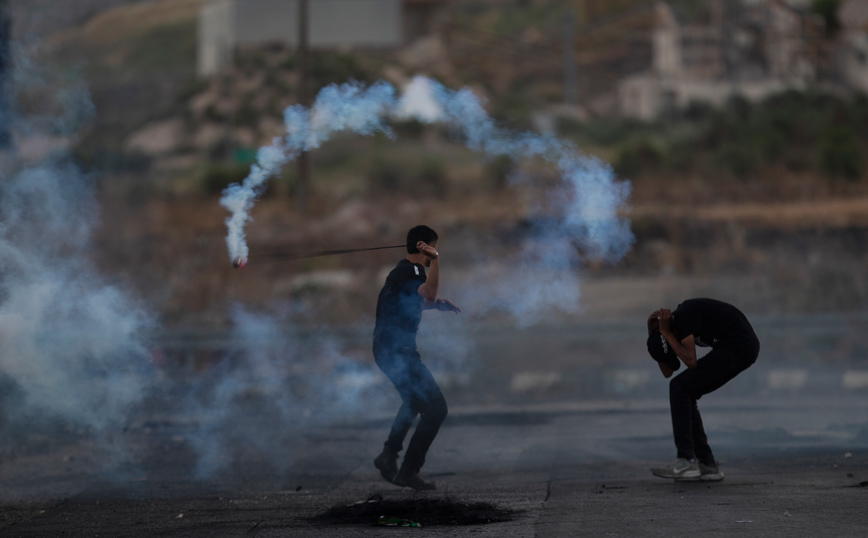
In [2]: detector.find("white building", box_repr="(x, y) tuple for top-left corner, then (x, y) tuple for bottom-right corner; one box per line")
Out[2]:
(838, 0), (868, 92)
(198, 0), (443, 76)
(619, 0), (821, 119)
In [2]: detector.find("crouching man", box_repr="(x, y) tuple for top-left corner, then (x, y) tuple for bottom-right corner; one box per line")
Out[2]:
(646, 298), (760, 481)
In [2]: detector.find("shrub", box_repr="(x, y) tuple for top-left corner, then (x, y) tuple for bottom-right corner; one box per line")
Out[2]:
(367, 157), (403, 193)
(310, 52), (376, 88)
(236, 94), (259, 127)
(417, 157), (449, 198)
(662, 138), (697, 173)
(486, 155), (514, 191)
(715, 142), (758, 178)
(614, 139), (661, 178)
(817, 125), (865, 180)
(393, 119), (425, 139)
(812, 0), (842, 36)
(202, 163), (251, 195)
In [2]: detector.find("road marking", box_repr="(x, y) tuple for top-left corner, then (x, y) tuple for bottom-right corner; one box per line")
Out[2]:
(842, 370), (868, 390)
(767, 369), (807, 390)
(510, 371), (561, 393)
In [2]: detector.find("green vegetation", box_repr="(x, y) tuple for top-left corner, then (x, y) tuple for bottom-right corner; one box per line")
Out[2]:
(201, 163), (252, 195)
(559, 91), (868, 182)
(310, 51), (381, 89)
(123, 20), (198, 73)
(812, 0), (842, 36)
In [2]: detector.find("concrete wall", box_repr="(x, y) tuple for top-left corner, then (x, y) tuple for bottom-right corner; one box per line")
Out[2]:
(198, 0), (402, 76)
(310, 0), (401, 48)
(839, 0), (868, 92)
(618, 74), (802, 120)
(198, 0), (234, 77)
(841, 33), (868, 92)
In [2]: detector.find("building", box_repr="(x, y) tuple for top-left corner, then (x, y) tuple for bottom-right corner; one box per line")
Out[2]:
(618, 0), (823, 119)
(198, 0), (445, 77)
(838, 0), (868, 92)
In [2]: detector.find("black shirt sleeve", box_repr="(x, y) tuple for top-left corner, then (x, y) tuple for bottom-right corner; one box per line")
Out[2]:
(673, 300), (702, 341)
(397, 261), (426, 291)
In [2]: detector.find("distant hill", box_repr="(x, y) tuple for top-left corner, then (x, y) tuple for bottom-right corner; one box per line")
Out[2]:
(10, 0), (148, 40)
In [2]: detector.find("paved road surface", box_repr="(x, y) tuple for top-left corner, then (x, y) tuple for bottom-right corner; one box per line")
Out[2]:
(1, 396), (866, 537)
(2, 316), (867, 536)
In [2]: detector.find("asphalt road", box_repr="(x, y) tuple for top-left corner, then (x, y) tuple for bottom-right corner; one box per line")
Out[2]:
(2, 316), (868, 536)
(1, 395), (867, 537)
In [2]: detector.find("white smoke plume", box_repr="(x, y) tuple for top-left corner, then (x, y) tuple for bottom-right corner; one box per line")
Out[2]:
(0, 162), (154, 434)
(182, 307), (391, 477)
(220, 81), (398, 264)
(0, 45), (154, 451)
(221, 76), (632, 263)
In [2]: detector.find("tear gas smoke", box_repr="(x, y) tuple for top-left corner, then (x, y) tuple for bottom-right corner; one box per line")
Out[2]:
(221, 81), (398, 264)
(183, 307), (396, 477)
(221, 76), (632, 263)
(0, 162), (155, 435)
(0, 45), (154, 445)
(175, 305), (475, 477)
(221, 76), (633, 322)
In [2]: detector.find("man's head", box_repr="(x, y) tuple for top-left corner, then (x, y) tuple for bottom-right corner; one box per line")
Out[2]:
(406, 225), (438, 267)
(407, 225), (438, 254)
(647, 330), (680, 372)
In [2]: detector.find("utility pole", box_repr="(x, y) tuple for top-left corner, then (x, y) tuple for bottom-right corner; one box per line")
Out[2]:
(563, 8), (578, 107)
(296, 0), (310, 213)
(0, 0), (12, 149)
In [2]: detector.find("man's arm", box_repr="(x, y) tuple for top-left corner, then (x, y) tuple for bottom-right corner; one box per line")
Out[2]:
(416, 241), (439, 302)
(416, 242), (460, 313)
(658, 308), (698, 368)
(649, 310), (673, 377)
(424, 298), (461, 313)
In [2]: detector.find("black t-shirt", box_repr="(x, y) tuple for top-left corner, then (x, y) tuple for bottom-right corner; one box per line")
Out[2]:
(373, 259), (427, 345)
(672, 298), (757, 352)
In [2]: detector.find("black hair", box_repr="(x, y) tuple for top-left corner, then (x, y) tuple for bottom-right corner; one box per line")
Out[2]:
(406, 225), (438, 254)
(647, 330), (681, 372)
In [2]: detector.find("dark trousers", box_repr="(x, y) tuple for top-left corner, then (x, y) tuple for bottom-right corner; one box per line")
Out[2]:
(669, 341), (759, 465)
(374, 342), (448, 474)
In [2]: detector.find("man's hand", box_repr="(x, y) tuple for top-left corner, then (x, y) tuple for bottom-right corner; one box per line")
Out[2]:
(658, 308), (673, 335)
(435, 298), (461, 314)
(417, 241), (439, 260)
(647, 310), (661, 335)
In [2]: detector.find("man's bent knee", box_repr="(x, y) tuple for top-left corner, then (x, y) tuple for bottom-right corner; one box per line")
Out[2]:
(425, 398), (448, 424)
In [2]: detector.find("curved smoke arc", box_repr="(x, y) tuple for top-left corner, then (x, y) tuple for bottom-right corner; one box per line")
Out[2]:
(221, 76), (633, 268)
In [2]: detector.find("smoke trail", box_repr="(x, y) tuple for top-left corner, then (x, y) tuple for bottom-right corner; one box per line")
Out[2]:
(220, 81), (398, 263)
(221, 76), (632, 264)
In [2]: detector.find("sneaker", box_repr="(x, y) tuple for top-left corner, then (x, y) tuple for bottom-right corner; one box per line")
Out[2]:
(651, 458), (701, 480)
(373, 449), (398, 484)
(393, 467), (436, 491)
(698, 461), (724, 482)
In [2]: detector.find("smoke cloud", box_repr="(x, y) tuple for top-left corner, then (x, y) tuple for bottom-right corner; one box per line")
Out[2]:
(0, 162), (154, 434)
(0, 44), (154, 456)
(221, 76), (633, 322)
(221, 76), (632, 263)
(181, 306), (391, 477)
(220, 81), (398, 264)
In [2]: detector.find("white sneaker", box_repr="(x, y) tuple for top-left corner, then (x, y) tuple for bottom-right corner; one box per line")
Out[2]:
(651, 458), (701, 479)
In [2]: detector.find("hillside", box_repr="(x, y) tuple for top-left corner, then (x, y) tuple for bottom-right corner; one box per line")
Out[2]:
(15, 0), (868, 329)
